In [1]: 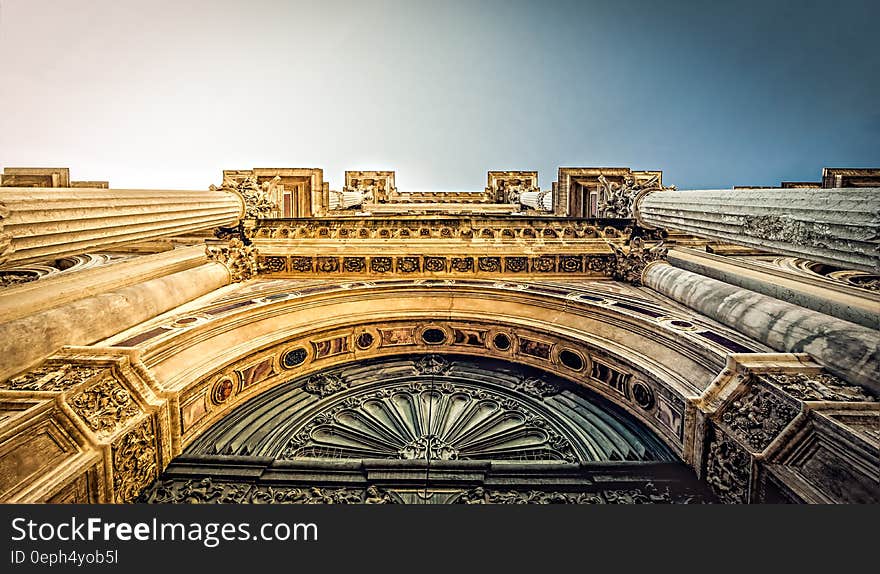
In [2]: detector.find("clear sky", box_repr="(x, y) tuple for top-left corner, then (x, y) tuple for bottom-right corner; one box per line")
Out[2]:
(1, 0), (878, 191)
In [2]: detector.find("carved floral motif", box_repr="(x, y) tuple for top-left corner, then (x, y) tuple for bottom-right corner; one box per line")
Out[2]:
(414, 354), (451, 376)
(113, 419), (158, 503)
(70, 377), (141, 435)
(719, 385), (798, 451)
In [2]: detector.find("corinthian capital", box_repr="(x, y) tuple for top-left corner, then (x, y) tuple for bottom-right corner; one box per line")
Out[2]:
(607, 237), (667, 286)
(206, 238), (259, 282)
(210, 176), (279, 219)
(597, 174), (674, 220)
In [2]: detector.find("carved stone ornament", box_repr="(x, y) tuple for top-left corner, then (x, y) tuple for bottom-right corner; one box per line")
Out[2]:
(3, 363), (103, 392)
(138, 479), (396, 504)
(303, 373), (349, 398)
(607, 237), (667, 286)
(759, 372), (876, 403)
(596, 173), (674, 219)
(113, 419), (158, 503)
(281, 381), (578, 462)
(704, 427), (751, 504)
(719, 384), (798, 452)
(453, 482), (701, 504)
(413, 354), (451, 376)
(69, 377), (141, 436)
(210, 175), (279, 219)
(741, 215), (833, 249)
(515, 377), (560, 400)
(206, 238), (259, 282)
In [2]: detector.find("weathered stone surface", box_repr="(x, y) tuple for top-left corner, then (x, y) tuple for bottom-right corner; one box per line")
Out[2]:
(637, 187), (880, 273)
(644, 262), (880, 391)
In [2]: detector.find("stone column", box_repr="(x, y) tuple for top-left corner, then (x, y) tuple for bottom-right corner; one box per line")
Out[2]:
(0, 187), (245, 268)
(665, 248), (880, 330)
(0, 251), (231, 382)
(635, 187), (880, 273)
(642, 261), (880, 391)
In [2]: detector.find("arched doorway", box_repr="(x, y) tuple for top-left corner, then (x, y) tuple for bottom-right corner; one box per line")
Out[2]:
(140, 354), (716, 503)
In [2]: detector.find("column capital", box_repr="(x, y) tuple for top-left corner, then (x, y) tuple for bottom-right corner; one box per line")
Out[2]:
(206, 238), (260, 282)
(210, 175), (276, 220)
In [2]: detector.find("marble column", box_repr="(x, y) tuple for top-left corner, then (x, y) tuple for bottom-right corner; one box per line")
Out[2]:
(635, 188), (880, 273)
(0, 187), (245, 268)
(643, 261), (880, 392)
(0, 249), (230, 381)
(666, 248), (880, 330)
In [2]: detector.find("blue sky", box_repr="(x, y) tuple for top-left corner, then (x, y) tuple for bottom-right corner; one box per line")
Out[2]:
(1, 0), (877, 190)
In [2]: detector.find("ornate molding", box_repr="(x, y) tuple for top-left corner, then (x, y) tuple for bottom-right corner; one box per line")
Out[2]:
(206, 238), (259, 282)
(608, 237), (667, 286)
(210, 175), (279, 219)
(3, 363), (105, 392)
(69, 376), (141, 437)
(258, 253), (615, 278)
(454, 483), (702, 504)
(112, 418), (158, 503)
(759, 372), (876, 402)
(138, 479), (395, 504)
(251, 219), (625, 241)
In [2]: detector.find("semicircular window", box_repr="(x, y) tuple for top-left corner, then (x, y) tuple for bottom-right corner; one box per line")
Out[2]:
(187, 354), (674, 464)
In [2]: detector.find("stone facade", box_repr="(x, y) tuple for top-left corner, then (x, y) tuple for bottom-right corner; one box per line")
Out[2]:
(0, 165), (876, 504)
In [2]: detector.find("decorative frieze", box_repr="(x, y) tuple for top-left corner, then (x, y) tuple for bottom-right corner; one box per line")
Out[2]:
(454, 483), (703, 504)
(251, 219), (625, 241)
(759, 372), (876, 402)
(138, 479), (394, 504)
(3, 363), (104, 392)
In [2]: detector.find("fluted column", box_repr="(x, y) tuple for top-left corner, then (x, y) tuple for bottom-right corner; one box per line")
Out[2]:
(635, 188), (880, 273)
(0, 187), (245, 268)
(643, 261), (880, 391)
(519, 189), (553, 212)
